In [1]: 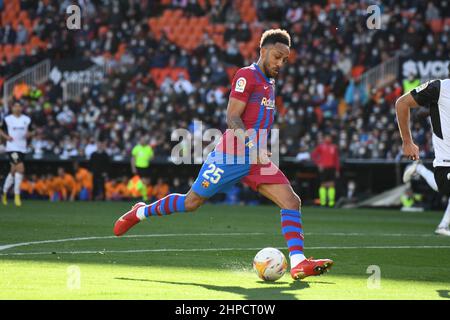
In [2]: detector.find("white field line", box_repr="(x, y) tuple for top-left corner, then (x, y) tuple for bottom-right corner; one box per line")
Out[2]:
(2, 245), (450, 257)
(0, 233), (265, 252)
(0, 232), (445, 253)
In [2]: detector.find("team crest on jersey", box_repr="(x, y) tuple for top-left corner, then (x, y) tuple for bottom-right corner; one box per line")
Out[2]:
(201, 180), (210, 188)
(235, 77), (246, 93)
(415, 81), (430, 93)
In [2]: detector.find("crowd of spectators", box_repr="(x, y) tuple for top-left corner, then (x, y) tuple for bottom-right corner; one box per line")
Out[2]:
(1, 0), (449, 165)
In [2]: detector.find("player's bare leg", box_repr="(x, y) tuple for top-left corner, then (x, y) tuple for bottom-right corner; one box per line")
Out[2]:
(13, 162), (24, 207)
(2, 164), (18, 206)
(257, 183), (333, 280)
(113, 189), (207, 236)
(183, 189), (208, 212)
(403, 162), (450, 235)
(2, 169), (14, 205)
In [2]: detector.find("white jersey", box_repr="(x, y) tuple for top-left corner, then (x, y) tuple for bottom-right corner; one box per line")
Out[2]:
(411, 79), (450, 167)
(1, 114), (32, 153)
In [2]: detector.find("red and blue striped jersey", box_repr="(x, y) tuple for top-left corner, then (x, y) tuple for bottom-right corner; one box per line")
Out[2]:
(215, 63), (276, 155)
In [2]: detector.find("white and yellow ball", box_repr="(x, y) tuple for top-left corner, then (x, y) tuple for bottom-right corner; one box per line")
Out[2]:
(252, 247), (287, 281)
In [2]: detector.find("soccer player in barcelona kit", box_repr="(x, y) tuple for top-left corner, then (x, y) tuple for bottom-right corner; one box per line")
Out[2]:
(114, 29), (333, 280)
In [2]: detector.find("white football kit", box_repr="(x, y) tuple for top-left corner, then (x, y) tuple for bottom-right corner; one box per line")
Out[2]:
(1, 114), (32, 154)
(411, 79), (450, 195)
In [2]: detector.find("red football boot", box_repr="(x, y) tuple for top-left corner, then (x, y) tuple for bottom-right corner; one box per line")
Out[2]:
(113, 202), (146, 236)
(290, 257), (334, 280)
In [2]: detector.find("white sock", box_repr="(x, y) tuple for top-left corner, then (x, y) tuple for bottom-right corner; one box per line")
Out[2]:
(14, 173), (23, 195)
(136, 206), (147, 221)
(416, 164), (438, 192)
(3, 173), (14, 194)
(290, 253), (306, 267)
(438, 199), (450, 229)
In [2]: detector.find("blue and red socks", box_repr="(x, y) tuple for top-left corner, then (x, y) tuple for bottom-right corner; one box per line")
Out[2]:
(136, 193), (186, 220)
(280, 209), (306, 266)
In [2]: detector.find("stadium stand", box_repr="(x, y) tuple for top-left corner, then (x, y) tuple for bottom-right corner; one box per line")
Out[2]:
(1, 0), (449, 201)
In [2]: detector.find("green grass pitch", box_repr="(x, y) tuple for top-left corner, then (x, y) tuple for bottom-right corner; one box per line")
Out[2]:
(1, 201), (450, 300)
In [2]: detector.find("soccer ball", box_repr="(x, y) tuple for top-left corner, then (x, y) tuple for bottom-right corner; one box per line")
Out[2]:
(252, 247), (287, 281)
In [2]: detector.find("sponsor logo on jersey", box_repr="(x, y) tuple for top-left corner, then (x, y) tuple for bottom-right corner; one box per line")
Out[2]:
(235, 77), (246, 93)
(261, 97), (275, 109)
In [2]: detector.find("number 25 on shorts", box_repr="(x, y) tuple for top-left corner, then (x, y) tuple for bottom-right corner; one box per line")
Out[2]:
(202, 164), (224, 184)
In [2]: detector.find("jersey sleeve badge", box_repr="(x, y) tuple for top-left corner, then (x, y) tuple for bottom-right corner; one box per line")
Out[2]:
(235, 77), (247, 93)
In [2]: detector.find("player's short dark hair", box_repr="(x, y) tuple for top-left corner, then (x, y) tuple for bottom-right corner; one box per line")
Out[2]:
(260, 29), (291, 48)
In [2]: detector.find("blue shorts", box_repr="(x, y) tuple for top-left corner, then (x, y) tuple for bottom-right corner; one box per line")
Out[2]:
(192, 151), (251, 198)
(192, 151), (290, 198)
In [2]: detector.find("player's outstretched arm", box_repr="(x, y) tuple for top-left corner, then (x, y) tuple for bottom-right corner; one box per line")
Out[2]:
(226, 97), (248, 141)
(0, 121), (13, 141)
(395, 92), (420, 160)
(26, 120), (35, 139)
(226, 97), (271, 164)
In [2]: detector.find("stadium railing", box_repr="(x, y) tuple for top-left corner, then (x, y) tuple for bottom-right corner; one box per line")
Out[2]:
(2, 59), (51, 109)
(358, 48), (413, 95)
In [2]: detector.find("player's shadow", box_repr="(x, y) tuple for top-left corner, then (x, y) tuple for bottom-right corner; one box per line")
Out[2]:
(437, 290), (450, 299)
(115, 277), (334, 300)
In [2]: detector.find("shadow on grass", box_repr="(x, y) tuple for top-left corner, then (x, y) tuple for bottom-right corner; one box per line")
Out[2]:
(437, 290), (450, 299)
(114, 277), (335, 300)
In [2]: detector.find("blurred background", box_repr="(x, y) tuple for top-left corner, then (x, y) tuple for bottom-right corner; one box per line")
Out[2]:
(0, 0), (449, 208)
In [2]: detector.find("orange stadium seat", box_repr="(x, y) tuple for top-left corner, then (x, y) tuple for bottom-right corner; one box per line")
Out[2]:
(13, 44), (22, 56)
(159, 16), (169, 27)
(3, 44), (12, 54)
(351, 65), (365, 79)
(18, 11), (28, 22)
(24, 43), (33, 55)
(214, 24), (225, 33)
(23, 18), (32, 31)
(178, 17), (188, 27)
(226, 66), (239, 82)
(148, 17), (158, 30)
(170, 68), (189, 81)
(198, 16), (209, 26)
(191, 27), (202, 37)
(288, 50), (297, 64)
(4, 12), (14, 25)
(30, 36), (41, 46)
(98, 26), (109, 36)
(172, 9), (182, 18)
(11, 19), (20, 30)
(205, 24), (214, 34)
(429, 19), (443, 33)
